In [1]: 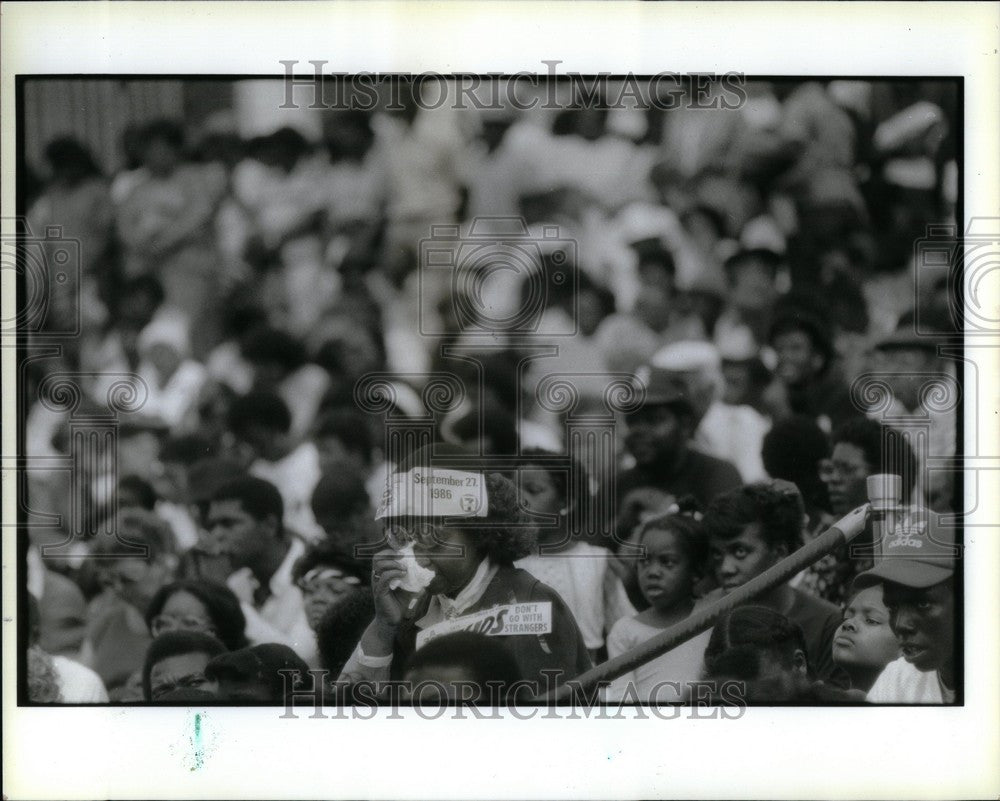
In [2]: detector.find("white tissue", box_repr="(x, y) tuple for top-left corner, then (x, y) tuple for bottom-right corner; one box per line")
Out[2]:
(390, 543), (436, 593)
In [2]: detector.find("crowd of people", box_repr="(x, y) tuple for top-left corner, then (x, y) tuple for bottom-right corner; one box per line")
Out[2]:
(22, 77), (960, 706)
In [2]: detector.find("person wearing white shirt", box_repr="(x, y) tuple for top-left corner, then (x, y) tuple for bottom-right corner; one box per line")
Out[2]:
(203, 476), (315, 664)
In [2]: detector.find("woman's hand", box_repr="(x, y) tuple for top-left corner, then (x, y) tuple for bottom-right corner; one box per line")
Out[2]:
(370, 549), (408, 632)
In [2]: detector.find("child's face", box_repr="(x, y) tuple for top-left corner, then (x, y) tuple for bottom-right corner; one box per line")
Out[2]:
(637, 527), (696, 611)
(833, 586), (900, 669)
(709, 524), (784, 593)
(883, 579), (955, 673)
(518, 469), (562, 517)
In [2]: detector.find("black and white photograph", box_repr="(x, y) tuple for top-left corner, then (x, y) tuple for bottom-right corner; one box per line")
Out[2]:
(2, 3), (998, 800)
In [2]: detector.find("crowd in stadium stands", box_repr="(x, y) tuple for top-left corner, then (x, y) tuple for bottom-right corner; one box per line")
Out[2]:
(22, 78), (960, 705)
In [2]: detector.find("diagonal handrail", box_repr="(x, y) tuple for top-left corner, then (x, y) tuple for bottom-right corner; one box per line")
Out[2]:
(536, 503), (872, 703)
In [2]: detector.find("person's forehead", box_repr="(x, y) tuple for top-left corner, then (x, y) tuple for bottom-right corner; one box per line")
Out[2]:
(831, 442), (867, 464)
(883, 581), (948, 602)
(712, 523), (766, 546)
(152, 652), (210, 678)
(641, 526), (681, 551)
(207, 499), (251, 520)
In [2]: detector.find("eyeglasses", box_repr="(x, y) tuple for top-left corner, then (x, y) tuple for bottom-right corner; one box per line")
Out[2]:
(385, 521), (440, 549)
(150, 614), (217, 637)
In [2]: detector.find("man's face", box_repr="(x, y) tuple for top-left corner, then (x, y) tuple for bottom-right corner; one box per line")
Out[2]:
(731, 261), (777, 312)
(625, 405), (687, 467)
(709, 523), (785, 593)
(774, 330), (824, 386)
(149, 652), (218, 702)
(882, 579), (955, 673)
(820, 442), (871, 515)
(206, 499), (272, 569)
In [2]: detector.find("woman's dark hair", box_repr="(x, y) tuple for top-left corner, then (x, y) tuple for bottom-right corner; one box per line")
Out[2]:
(703, 606), (810, 680)
(43, 137), (102, 182)
(140, 119), (185, 151)
(761, 415), (832, 514)
(117, 474), (158, 511)
(402, 631), (524, 703)
(144, 580), (249, 651)
(310, 465), (373, 523)
(467, 472), (537, 565)
(315, 587), (376, 675)
(142, 631), (227, 701)
(831, 417), (918, 504)
(515, 448), (595, 539)
(313, 407), (374, 463)
(633, 498), (708, 577)
(241, 327), (307, 372)
(227, 390), (292, 437)
(291, 540), (370, 586)
(701, 483), (804, 554)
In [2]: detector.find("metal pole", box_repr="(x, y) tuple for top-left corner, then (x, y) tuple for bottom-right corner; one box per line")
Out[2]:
(537, 503), (871, 703)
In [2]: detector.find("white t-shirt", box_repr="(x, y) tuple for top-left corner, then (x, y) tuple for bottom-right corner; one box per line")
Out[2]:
(52, 655), (109, 703)
(604, 616), (712, 703)
(867, 657), (955, 704)
(516, 542), (636, 650)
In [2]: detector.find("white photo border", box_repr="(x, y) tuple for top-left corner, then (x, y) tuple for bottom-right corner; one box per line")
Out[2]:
(2, 2), (998, 799)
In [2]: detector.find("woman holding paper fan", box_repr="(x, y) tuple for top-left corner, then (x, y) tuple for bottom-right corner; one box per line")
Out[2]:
(338, 445), (593, 699)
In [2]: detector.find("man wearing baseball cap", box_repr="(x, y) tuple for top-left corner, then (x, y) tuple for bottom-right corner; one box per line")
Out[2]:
(617, 364), (742, 510)
(855, 512), (959, 703)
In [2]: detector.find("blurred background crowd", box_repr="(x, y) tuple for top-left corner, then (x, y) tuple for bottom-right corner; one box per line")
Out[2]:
(19, 76), (960, 704)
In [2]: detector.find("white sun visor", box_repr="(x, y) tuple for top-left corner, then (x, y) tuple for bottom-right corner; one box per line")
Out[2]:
(374, 467), (489, 520)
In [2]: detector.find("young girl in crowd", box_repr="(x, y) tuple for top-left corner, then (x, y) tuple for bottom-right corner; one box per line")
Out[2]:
(604, 503), (711, 702)
(513, 452), (635, 662)
(831, 584), (901, 693)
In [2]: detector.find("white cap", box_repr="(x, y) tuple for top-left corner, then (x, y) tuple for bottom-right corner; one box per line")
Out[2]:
(651, 339), (722, 373)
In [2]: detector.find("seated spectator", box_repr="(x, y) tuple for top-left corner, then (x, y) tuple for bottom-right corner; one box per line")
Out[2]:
(858, 513), (958, 703)
(340, 444), (592, 691)
(310, 463), (381, 556)
(651, 340), (770, 483)
(865, 326), (956, 510)
(26, 544), (88, 658)
(513, 452), (636, 660)
(152, 433), (216, 552)
(702, 483), (848, 686)
(205, 643), (310, 704)
(203, 476), (314, 663)
(606, 503), (712, 702)
(242, 327), (330, 440)
(312, 407), (375, 477)
(135, 310), (208, 431)
(402, 631), (527, 704)
(814, 417), (918, 604)
(832, 585), (901, 693)
(145, 579), (249, 651)
(765, 304), (855, 433)
(703, 606), (863, 703)
(143, 630), (226, 702)
(226, 390), (322, 541)
(27, 596), (108, 703)
(714, 248), (783, 353)
(617, 365), (742, 511)
(80, 509), (178, 693)
(292, 541), (368, 631)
